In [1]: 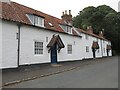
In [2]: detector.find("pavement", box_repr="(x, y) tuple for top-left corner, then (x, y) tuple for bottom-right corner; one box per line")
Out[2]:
(1, 56), (117, 88)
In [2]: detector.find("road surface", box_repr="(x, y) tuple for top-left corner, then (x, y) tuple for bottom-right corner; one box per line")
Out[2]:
(4, 56), (118, 88)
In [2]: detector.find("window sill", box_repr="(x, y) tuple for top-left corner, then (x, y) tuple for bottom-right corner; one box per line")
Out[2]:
(34, 54), (43, 56)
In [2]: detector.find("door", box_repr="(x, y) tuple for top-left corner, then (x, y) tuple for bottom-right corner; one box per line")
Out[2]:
(107, 49), (109, 56)
(51, 43), (57, 63)
(92, 49), (96, 58)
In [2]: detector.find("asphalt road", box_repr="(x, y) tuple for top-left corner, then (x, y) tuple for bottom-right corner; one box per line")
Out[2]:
(4, 56), (118, 88)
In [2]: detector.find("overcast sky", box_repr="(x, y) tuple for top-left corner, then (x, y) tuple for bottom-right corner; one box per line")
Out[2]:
(11, 0), (119, 19)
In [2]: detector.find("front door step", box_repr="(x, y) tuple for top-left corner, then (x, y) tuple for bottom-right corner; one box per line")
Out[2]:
(51, 64), (62, 67)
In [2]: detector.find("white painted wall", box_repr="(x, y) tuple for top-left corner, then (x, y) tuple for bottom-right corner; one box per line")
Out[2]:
(2, 21), (18, 69)
(20, 26), (51, 65)
(58, 34), (84, 62)
(81, 34), (96, 59)
(1, 20), (112, 69)
(20, 25), (84, 65)
(79, 33), (104, 59)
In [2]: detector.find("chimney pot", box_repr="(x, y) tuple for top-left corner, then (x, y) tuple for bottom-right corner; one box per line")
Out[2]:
(99, 31), (104, 37)
(65, 10), (67, 14)
(69, 10), (71, 15)
(61, 10), (73, 25)
(87, 26), (93, 33)
(62, 12), (64, 15)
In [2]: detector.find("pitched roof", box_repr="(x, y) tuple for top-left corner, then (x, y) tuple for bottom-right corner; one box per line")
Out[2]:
(47, 35), (65, 48)
(1, 1), (109, 41)
(47, 34), (65, 53)
(92, 41), (99, 49)
(106, 45), (111, 50)
(1, 1), (65, 32)
(77, 29), (108, 41)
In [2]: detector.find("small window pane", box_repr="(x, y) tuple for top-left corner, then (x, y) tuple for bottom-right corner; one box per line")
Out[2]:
(34, 41), (43, 55)
(35, 16), (38, 25)
(68, 27), (72, 33)
(27, 14), (44, 27)
(68, 45), (72, 54)
(86, 46), (89, 52)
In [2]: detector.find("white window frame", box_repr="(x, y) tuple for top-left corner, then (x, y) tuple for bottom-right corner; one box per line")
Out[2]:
(67, 26), (72, 34)
(59, 25), (72, 34)
(26, 14), (44, 27)
(34, 41), (43, 55)
(67, 45), (72, 54)
(86, 46), (89, 52)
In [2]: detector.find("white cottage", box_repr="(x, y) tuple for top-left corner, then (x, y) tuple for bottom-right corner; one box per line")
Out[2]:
(0, 1), (112, 69)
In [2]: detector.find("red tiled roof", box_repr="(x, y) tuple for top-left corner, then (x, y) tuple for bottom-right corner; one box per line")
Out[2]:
(77, 29), (108, 41)
(1, 1), (109, 41)
(1, 1), (64, 33)
(47, 35), (65, 48)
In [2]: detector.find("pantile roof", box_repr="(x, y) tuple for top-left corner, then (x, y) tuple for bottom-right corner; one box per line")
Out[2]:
(1, 1), (109, 41)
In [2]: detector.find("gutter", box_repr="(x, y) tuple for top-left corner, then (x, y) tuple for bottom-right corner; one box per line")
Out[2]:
(17, 23), (21, 67)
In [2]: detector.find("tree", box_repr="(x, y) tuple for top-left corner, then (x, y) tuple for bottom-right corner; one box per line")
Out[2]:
(73, 5), (120, 54)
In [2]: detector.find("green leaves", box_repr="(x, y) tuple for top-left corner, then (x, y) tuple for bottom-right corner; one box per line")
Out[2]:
(73, 5), (120, 54)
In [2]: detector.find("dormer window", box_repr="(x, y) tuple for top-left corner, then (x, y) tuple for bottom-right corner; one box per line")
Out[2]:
(60, 24), (72, 34)
(26, 14), (44, 27)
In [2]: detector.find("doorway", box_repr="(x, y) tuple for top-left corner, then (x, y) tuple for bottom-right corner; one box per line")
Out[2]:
(51, 43), (57, 63)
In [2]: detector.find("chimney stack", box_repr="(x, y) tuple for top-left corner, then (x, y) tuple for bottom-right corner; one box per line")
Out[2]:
(87, 26), (93, 33)
(99, 31), (104, 37)
(69, 10), (71, 15)
(61, 10), (73, 25)
(65, 10), (67, 14)
(62, 12), (64, 16)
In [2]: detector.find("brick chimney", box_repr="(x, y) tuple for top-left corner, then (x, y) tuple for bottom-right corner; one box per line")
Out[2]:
(99, 31), (104, 37)
(61, 10), (72, 25)
(87, 26), (93, 33)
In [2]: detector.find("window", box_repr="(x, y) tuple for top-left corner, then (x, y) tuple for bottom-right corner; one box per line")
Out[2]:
(27, 14), (44, 27)
(85, 34), (89, 40)
(67, 45), (72, 54)
(60, 25), (72, 34)
(34, 41), (43, 55)
(86, 46), (89, 52)
(16, 33), (19, 39)
(67, 26), (72, 34)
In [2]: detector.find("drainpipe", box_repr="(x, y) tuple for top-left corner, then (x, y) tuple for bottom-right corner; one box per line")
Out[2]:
(17, 24), (21, 67)
(100, 39), (103, 57)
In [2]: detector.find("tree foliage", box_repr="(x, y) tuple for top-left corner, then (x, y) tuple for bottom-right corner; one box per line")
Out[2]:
(73, 5), (120, 54)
